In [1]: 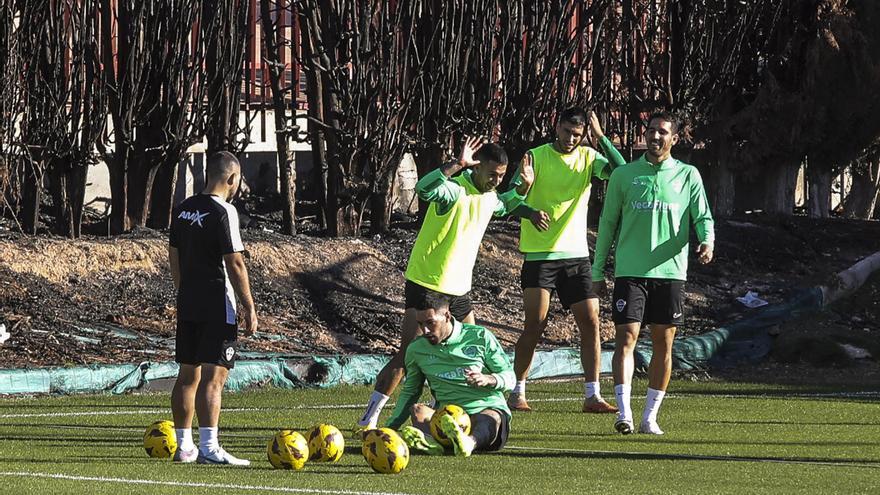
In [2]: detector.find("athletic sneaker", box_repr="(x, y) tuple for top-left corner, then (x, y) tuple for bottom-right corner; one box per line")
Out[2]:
(439, 414), (475, 457)
(173, 446), (198, 463)
(582, 397), (619, 414)
(507, 393), (532, 412)
(614, 419), (634, 435)
(352, 424), (372, 440)
(399, 426), (444, 456)
(638, 421), (665, 435)
(197, 447), (251, 466)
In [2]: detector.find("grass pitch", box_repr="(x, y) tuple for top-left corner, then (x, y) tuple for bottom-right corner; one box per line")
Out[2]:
(0, 379), (878, 494)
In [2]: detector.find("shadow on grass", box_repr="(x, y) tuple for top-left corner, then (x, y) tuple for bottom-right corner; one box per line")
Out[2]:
(493, 448), (880, 468)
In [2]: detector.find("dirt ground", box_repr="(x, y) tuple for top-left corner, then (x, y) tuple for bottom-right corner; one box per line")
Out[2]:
(0, 213), (878, 386)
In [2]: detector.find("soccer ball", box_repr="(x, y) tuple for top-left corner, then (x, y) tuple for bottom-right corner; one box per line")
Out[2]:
(361, 428), (409, 474)
(307, 423), (345, 462)
(429, 404), (471, 447)
(267, 430), (309, 470)
(143, 420), (177, 459)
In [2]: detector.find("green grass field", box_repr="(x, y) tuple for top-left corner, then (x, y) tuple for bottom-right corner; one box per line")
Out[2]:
(0, 379), (878, 494)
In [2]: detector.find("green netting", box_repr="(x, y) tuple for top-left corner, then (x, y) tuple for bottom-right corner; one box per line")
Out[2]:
(0, 287), (827, 396)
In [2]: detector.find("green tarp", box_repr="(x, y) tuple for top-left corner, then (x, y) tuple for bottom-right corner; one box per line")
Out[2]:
(0, 288), (825, 396)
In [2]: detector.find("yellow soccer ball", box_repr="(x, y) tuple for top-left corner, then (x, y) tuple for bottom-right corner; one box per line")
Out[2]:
(429, 404), (471, 447)
(267, 430), (309, 470)
(143, 420), (177, 459)
(361, 428), (409, 474)
(307, 423), (345, 462)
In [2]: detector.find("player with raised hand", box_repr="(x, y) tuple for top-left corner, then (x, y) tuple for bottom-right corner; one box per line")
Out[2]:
(356, 136), (532, 433)
(507, 108), (627, 414)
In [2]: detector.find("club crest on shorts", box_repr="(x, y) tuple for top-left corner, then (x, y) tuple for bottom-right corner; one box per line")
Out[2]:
(225, 346), (235, 361)
(616, 299), (627, 313)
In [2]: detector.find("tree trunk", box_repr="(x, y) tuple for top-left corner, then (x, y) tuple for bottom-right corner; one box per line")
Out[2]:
(369, 168), (396, 235)
(411, 143), (444, 220)
(147, 159), (179, 230)
(710, 158), (736, 218)
(261, 0), (296, 235)
(761, 160), (799, 215)
(301, 17), (328, 230)
(125, 150), (161, 229)
(843, 157), (880, 219)
(20, 161), (42, 235)
(806, 160), (832, 218)
(47, 161), (71, 236)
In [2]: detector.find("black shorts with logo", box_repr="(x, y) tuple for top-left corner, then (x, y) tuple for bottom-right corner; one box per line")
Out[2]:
(611, 277), (685, 326)
(404, 280), (473, 321)
(520, 257), (596, 308)
(175, 320), (239, 369)
(474, 408), (511, 452)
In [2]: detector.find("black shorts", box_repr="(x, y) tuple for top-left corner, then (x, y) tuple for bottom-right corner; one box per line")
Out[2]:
(611, 278), (685, 326)
(474, 408), (511, 452)
(404, 280), (473, 321)
(520, 257), (596, 308)
(175, 320), (239, 369)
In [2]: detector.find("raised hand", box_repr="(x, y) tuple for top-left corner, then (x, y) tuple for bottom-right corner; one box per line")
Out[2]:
(589, 111), (605, 147)
(458, 136), (485, 168)
(516, 152), (535, 196)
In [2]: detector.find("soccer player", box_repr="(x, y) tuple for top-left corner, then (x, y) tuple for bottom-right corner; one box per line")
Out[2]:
(592, 111), (715, 435)
(387, 290), (514, 457)
(508, 108), (626, 413)
(168, 151), (258, 465)
(357, 137), (535, 431)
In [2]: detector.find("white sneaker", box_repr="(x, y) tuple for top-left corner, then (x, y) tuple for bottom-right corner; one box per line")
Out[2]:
(173, 446), (198, 463)
(638, 420), (665, 435)
(197, 447), (251, 466)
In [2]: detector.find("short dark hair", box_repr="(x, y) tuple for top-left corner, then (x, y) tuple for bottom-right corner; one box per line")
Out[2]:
(205, 151), (240, 181)
(558, 107), (588, 127)
(474, 143), (508, 165)
(414, 289), (451, 312)
(647, 111), (680, 134)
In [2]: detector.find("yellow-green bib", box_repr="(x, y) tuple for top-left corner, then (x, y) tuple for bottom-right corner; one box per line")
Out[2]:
(520, 143), (599, 254)
(405, 174), (499, 296)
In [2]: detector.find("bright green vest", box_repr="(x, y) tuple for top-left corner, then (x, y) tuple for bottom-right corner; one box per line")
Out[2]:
(520, 143), (600, 254)
(405, 174), (499, 296)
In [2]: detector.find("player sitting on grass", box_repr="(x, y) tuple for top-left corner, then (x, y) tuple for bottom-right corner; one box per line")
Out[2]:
(385, 290), (514, 457)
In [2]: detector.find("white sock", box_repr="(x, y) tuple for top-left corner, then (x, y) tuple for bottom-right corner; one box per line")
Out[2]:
(175, 428), (195, 451)
(358, 391), (390, 428)
(584, 381), (602, 399)
(642, 388), (666, 424)
(511, 380), (526, 395)
(198, 427), (219, 454)
(614, 384), (632, 422)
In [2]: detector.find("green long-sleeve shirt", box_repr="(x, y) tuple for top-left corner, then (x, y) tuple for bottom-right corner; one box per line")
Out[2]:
(386, 320), (514, 429)
(592, 154), (715, 282)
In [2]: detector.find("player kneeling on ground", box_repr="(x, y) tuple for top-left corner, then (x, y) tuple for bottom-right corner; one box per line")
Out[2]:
(385, 290), (514, 457)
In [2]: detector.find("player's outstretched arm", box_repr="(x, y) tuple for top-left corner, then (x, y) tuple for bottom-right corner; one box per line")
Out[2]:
(415, 136), (484, 211)
(386, 349), (426, 429)
(589, 111), (627, 179)
(224, 252), (258, 336)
